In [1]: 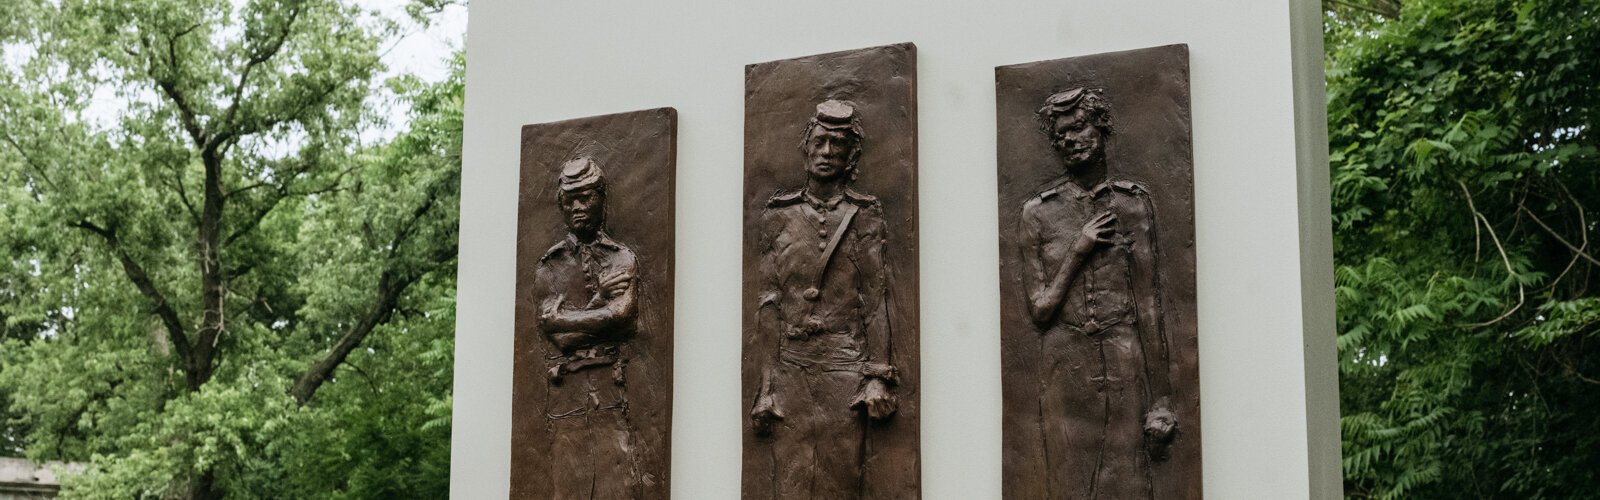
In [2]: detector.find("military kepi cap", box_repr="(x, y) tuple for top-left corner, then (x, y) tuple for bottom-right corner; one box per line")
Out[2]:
(813, 100), (858, 130)
(1040, 87), (1098, 113)
(558, 157), (605, 192)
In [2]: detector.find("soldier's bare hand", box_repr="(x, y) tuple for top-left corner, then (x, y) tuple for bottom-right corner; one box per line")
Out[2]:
(539, 294), (566, 323)
(1143, 402), (1177, 444)
(598, 272), (633, 297)
(1073, 211), (1118, 255)
(850, 378), (899, 420)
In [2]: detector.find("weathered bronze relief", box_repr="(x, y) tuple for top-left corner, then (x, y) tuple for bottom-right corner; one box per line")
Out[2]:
(511, 108), (676, 499)
(742, 43), (920, 499)
(996, 45), (1201, 499)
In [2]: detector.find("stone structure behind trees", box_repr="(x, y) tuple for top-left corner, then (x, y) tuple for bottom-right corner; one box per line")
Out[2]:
(0, 458), (82, 500)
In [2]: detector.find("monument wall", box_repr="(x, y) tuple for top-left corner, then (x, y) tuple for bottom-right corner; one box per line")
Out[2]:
(452, 0), (1337, 497)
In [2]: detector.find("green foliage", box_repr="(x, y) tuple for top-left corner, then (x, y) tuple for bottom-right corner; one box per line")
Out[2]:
(0, 1), (460, 497)
(1327, 0), (1600, 497)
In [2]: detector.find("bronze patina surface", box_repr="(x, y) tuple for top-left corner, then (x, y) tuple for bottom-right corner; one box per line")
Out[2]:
(742, 43), (921, 499)
(510, 108), (676, 499)
(996, 45), (1202, 499)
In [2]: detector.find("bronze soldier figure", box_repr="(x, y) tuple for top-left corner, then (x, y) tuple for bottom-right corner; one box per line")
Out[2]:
(749, 100), (900, 498)
(1020, 88), (1177, 499)
(532, 157), (643, 499)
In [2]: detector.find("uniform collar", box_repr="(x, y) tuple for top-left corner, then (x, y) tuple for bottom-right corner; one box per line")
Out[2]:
(568, 230), (621, 251)
(543, 230), (621, 260)
(802, 188), (845, 210)
(1038, 176), (1110, 200)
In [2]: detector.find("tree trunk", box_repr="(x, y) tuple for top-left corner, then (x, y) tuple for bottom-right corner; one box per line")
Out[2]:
(190, 148), (228, 391)
(188, 469), (223, 500)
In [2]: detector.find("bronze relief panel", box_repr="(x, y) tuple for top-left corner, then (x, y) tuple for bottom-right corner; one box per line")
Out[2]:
(742, 43), (921, 499)
(510, 108), (677, 499)
(996, 45), (1202, 499)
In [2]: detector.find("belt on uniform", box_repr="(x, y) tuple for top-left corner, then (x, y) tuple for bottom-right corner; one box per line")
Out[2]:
(783, 317), (846, 339)
(1057, 315), (1133, 336)
(777, 349), (899, 384)
(546, 344), (625, 385)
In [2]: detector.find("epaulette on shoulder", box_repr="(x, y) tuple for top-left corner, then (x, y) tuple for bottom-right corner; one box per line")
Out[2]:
(539, 240), (571, 262)
(766, 189), (804, 207)
(1033, 177), (1074, 201)
(1109, 179), (1149, 194)
(842, 188), (880, 207)
(593, 232), (626, 252)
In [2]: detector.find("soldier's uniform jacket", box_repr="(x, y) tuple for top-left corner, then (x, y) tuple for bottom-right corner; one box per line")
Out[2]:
(1020, 176), (1180, 499)
(532, 230), (637, 418)
(1020, 177), (1164, 337)
(757, 187), (894, 373)
(534, 231), (638, 338)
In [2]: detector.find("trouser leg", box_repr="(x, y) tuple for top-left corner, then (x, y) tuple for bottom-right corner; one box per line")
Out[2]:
(1040, 327), (1101, 499)
(770, 364), (867, 499)
(547, 368), (636, 500)
(1090, 324), (1151, 500)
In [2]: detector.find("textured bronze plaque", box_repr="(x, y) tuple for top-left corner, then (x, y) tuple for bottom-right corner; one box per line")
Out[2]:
(997, 44), (1201, 499)
(510, 108), (676, 499)
(742, 43), (920, 499)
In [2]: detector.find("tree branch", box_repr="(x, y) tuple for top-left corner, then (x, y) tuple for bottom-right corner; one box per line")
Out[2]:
(222, 192), (283, 248)
(289, 269), (409, 405)
(1324, 0), (1401, 18)
(1458, 180), (1525, 328)
(224, 179), (274, 199)
(343, 357), (381, 394)
(1518, 198), (1600, 268)
(385, 176), (452, 259)
(213, 2), (304, 150)
(140, 32), (207, 149)
(290, 235), (458, 405)
(0, 130), (61, 193)
(69, 221), (196, 375)
(165, 162), (201, 225)
(221, 163), (353, 247)
(1556, 352), (1600, 386)
(289, 181), (457, 405)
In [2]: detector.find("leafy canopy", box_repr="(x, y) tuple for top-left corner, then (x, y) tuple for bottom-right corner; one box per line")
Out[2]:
(0, 0), (461, 498)
(1326, 0), (1600, 498)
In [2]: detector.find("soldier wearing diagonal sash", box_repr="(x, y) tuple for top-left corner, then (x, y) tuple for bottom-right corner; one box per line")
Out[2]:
(750, 100), (900, 498)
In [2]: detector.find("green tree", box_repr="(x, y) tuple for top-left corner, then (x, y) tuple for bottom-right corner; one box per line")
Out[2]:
(1326, 0), (1600, 497)
(0, 0), (460, 498)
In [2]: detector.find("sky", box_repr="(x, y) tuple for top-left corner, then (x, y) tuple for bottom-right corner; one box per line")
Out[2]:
(2, 0), (468, 140)
(360, 0), (469, 91)
(355, 0), (469, 138)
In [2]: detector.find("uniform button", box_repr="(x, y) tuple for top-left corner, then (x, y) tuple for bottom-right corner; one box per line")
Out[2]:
(817, 242), (827, 251)
(818, 230), (829, 238)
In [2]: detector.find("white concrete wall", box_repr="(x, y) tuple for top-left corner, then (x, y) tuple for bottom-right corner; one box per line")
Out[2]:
(451, 1), (1339, 498)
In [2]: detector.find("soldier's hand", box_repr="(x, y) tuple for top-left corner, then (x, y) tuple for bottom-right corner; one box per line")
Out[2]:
(750, 394), (783, 436)
(1143, 400), (1177, 444)
(539, 294), (566, 323)
(1073, 211), (1118, 256)
(850, 378), (899, 420)
(598, 272), (633, 297)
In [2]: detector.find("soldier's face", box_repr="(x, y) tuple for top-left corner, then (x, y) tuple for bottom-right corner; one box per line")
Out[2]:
(804, 126), (858, 181)
(560, 188), (603, 234)
(1050, 108), (1105, 171)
